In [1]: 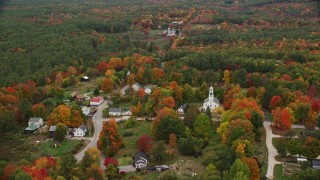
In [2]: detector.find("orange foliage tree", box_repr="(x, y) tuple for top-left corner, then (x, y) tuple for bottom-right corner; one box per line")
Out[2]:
(47, 105), (83, 127)
(169, 133), (177, 148)
(101, 78), (114, 93)
(151, 107), (178, 137)
(242, 157), (260, 180)
(161, 96), (175, 109)
(223, 85), (241, 110)
(97, 119), (123, 156)
(272, 107), (292, 130)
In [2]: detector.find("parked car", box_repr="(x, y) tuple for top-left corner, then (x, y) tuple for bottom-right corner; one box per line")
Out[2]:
(155, 165), (169, 171)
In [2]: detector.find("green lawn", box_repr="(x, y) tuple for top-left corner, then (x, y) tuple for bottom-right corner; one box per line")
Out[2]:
(115, 121), (152, 160)
(40, 139), (81, 157)
(274, 164), (290, 180)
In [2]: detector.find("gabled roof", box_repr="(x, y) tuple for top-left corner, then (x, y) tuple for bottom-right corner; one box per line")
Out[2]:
(203, 97), (220, 104)
(75, 94), (85, 99)
(71, 91), (78, 97)
(134, 151), (148, 163)
(109, 108), (121, 113)
(144, 84), (154, 90)
(78, 125), (88, 131)
(25, 124), (37, 131)
(29, 117), (42, 123)
(91, 96), (103, 102)
(49, 126), (56, 132)
(132, 83), (141, 88)
(122, 85), (130, 90)
(179, 104), (187, 111)
(313, 160), (320, 166)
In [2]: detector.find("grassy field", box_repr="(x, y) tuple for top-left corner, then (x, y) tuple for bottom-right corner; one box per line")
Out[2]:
(274, 164), (291, 180)
(114, 121), (153, 162)
(39, 139), (82, 156)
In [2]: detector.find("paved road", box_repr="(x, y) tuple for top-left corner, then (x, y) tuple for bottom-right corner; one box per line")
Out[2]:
(264, 121), (281, 180)
(75, 101), (108, 161)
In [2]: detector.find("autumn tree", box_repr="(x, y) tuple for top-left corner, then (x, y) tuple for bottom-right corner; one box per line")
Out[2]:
(226, 159), (250, 180)
(270, 96), (283, 109)
(193, 113), (211, 137)
(302, 136), (320, 159)
(70, 110), (84, 128)
(97, 119), (123, 156)
(136, 135), (153, 152)
(47, 105), (71, 127)
(156, 116), (185, 142)
(103, 157), (118, 168)
(81, 147), (100, 170)
(201, 164), (221, 180)
(151, 107), (178, 137)
(242, 157), (260, 180)
(169, 133), (177, 148)
(223, 85), (241, 110)
(272, 107), (292, 130)
(223, 70), (230, 85)
(31, 104), (46, 118)
(183, 104), (200, 129)
(55, 72), (64, 87)
(60, 153), (77, 179)
(232, 139), (254, 158)
(223, 119), (255, 145)
(161, 96), (175, 109)
(130, 101), (143, 116)
(101, 78), (114, 93)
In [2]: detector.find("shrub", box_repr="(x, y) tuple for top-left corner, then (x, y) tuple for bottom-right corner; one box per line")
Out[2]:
(125, 118), (139, 129)
(178, 137), (204, 156)
(123, 131), (133, 137)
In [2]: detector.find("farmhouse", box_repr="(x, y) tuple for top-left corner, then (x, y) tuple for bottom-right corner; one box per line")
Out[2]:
(202, 85), (220, 111)
(132, 83), (141, 92)
(24, 124), (38, 134)
(28, 117), (43, 128)
(73, 125), (88, 137)
(121, 85), (130, 95)
(90, 96), (104, 106)
(109, 108), (122, 116)
(75, 94), (86, 102)
(134, 151), (148, 169)
(144, 84), (154, 95)
(177, 104), (187, 114)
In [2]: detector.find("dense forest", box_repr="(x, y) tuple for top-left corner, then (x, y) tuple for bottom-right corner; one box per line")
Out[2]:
(0, 0), (320, 179)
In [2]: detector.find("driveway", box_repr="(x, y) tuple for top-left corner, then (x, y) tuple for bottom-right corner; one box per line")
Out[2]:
(264, 121), (281, 179)
(75, 101), (108, 161)
(118, 165), (136, 172)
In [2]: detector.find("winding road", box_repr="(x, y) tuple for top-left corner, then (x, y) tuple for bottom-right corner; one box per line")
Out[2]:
(75, 101), (108, 161)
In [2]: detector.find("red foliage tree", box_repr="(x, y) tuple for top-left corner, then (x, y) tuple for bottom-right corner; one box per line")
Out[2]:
(270, 96), (283, 109)
(136, 135), (153, 152)
(137, 88), (146, 99)
(97, 62), (110, 73)
(272, 107), (292, 130)
(31, 104), (46, 118)
(104, 157), (119, 167)
(161, 96), (175, 109)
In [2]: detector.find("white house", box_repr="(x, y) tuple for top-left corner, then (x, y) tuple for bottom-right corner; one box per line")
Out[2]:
(28, 117), (43, 128)
(90, 96), (104, 106)
(121, 85), (130, 95)
(132, 83), (141, 92)
(202, 85), (220, 111)
(109, 108), (122, 116)
(177, 104), (187, 114)
(122, 110), (132, 116)
(134, 151), (148, 169)
(144, 85), (154, 95)
(82, 106), (91, 116)
(73, 125), (87, 137)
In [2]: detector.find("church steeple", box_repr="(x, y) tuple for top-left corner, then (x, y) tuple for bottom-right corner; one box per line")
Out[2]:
(209, 85), (214, 101)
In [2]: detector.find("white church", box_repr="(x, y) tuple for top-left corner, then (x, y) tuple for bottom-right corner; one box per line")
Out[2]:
(203, 85), (220, 111)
